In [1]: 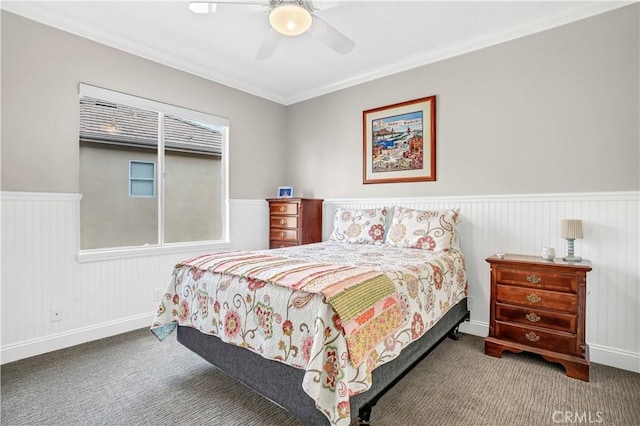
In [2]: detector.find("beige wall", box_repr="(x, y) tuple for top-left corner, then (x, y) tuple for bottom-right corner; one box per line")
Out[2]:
(165, 151), (222, 244)
(79, 145), (222, 249)
(286, 5), (639, 199)
(0, 11), (287, 199)
(2, 5), (638, 202)
(80, 145), (158, 249)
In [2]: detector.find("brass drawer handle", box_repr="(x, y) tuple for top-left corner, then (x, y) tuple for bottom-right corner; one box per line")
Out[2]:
(279, 206), (285, 212)
(525, 332), (540, 342)
(279, 231), (285, 238)
(279, 219), (285, 225)
(526, 274), (542, 284)
(527, 294), (541, 303)
(526, 312), (541, 323)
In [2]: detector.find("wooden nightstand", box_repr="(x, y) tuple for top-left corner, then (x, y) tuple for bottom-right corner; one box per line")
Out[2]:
(484, 254), (592, 381)
(266, 198), (323, 249)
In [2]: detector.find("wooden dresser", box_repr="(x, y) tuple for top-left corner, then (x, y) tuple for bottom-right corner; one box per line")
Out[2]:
(266, 198), (323, 249)
(484, 254), (592, 381)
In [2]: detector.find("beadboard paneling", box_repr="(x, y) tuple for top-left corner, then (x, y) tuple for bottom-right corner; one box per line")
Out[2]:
(0, 194), (269, 363)
(1, 192), (638, 373)
(321, 192), (640, 372)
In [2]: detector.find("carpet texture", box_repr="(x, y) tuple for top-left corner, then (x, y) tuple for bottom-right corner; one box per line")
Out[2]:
(1, 329), (639, 425)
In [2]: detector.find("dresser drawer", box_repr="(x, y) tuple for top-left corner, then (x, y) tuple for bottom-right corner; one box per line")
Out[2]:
(270, 216), (298, 229)
(496, 303), (577, 333)
(267, 198), (323, 249)
(496, 284), (577, 313)
(270, 203), (299, 215)
(495, 321), (578, 355)
(270, 229), (298, 242)
(495, 266), (577, 292)
(269, 241), (298, 249)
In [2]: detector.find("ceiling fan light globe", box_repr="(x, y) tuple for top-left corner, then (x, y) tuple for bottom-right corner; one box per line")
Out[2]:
(269, 4), (312, 36)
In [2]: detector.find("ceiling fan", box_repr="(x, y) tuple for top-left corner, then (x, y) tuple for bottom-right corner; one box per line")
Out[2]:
(188, 0), (356, 60)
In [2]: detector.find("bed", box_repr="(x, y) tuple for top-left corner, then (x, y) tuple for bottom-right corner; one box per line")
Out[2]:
(151, 207), (469, 425)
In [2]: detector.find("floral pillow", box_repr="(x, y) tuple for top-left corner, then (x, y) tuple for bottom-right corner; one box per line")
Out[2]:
(329, 207), (388, 245)
(384, 207), (458, 251)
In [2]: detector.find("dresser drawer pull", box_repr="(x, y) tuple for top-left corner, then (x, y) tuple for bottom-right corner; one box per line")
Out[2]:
(279, 206), (285, 212)
(526, 293), (542, 303)
(279, 231), (285, 238)
(525, 332), (540, 342)
(526, 274), (542, 284)
(279, 219), (285, 225)
(526, 313), (541, 323)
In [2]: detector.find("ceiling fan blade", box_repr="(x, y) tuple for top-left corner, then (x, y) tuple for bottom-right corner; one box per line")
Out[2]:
(305, 1), (341, 12)
(307, 15), (355, 55)
(188, 1), (267, 14)
(255, 28), (282, 60)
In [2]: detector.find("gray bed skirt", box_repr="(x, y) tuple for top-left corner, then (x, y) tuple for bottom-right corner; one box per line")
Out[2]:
(177, 297), (469, 425)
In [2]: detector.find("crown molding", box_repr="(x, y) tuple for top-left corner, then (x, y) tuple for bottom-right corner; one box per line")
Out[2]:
(2, 1), (633, 106)
(286, 1), (634, 105)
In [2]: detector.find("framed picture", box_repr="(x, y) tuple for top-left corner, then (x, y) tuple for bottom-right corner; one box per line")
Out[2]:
(277, 186), (294, 198)
(363, 96), (436, 184)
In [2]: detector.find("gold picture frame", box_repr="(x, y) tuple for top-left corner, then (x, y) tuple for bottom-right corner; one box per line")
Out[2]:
(363, 96), (436, 184)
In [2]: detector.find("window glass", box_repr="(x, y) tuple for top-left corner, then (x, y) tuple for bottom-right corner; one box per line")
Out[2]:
(130, 161), (155, 180)
(164, 116), (223, 243)
(78, 86), (227, 251)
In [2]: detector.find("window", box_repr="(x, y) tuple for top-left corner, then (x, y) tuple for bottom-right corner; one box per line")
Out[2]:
(129, 161), (156, 197)
(78, 84), (229, 253)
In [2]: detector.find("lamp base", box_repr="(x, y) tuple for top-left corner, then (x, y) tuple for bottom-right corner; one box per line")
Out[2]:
(563, 238), (581, 262)
(563, 255), (582, 262)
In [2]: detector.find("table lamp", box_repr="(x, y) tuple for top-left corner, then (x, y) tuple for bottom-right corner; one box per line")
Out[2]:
(560, 219), (583, 262)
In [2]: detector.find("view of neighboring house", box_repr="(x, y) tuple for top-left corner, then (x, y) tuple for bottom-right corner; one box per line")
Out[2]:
(79, 96), (223, 249)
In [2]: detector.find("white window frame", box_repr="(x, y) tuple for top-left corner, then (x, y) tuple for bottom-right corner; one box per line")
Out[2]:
(77, 83), (231, 262)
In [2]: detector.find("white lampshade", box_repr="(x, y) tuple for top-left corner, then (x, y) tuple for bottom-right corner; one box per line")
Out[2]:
(560, 219), (584, 240)
(269, 4), (312, 36)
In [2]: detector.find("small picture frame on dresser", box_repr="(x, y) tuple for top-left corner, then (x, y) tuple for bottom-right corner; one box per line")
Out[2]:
(277, 186), (294, 198)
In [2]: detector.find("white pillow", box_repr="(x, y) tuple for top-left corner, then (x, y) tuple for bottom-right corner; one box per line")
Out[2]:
(329, 207), (388, 245)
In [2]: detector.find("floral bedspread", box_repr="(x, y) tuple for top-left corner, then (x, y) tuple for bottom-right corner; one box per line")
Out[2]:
(173, 250), (401, 366)
(151, 241), (467, 426)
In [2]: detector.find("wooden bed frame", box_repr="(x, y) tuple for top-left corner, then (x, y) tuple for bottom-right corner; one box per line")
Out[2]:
(177, 298), (469, 425)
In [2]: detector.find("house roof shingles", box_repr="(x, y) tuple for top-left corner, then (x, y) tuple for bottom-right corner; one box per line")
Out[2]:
(79, 96), (222, 155)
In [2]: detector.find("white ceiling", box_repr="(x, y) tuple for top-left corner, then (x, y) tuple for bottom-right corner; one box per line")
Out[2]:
(2, 1), (630, 105)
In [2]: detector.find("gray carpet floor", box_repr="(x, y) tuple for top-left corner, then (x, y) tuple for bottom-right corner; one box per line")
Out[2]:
(1, 329), (639, 426)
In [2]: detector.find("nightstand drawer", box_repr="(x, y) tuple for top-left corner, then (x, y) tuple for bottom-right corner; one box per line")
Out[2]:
(496, 303), (577, 333)
(496, 285), (577, 313)
(270, 216), (298, 229)
(495, 321), (578, 355)
(270, 229), (298, 242)
(495, 267), (577, 292)
(270, 203), (298, 215)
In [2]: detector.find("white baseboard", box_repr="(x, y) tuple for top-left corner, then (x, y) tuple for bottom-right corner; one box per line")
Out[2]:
(459, 320), (640, 374)
(589, 343), (640, 373)
(2, 312), (638, 374)
(460, 319), (488, 337)
(0, 313), (155, 365)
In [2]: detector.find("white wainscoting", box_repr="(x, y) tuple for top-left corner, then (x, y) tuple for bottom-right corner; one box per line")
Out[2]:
(320, 193), (640, 373)
(0, 193), (267, 364)
(1, 191), (638, 374)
